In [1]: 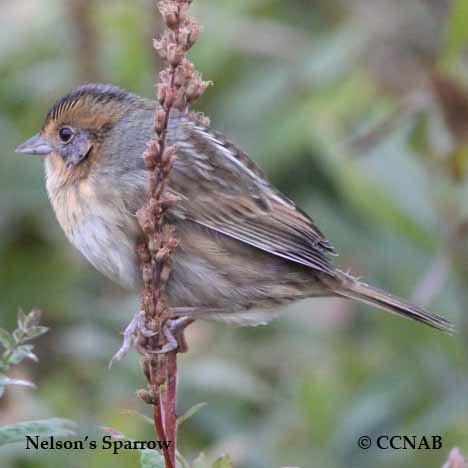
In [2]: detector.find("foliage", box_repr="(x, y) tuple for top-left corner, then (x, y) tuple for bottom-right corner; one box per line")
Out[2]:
(0, 419), (78, 447)
(0, 310), (78, 457)
(0, 309), (48, 397)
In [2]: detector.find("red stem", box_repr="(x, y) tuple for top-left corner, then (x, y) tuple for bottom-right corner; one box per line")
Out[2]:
(152, 360), (174, 468)
(165, 351), (178, 463)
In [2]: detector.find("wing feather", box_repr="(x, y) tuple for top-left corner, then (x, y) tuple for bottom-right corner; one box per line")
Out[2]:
(166, 115), (337, 276)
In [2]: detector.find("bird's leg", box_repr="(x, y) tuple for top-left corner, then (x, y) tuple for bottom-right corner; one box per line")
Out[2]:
(148, 306), (242, 353)
(136, 312), (159, 338)
(148, 305), (243, 354)
(145, 316), (194, 354)
(110, 307), (226, 363)
(109, 310), (146, 368)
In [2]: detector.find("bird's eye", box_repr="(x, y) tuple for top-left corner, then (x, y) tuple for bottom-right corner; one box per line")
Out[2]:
(59, 127), (74, 144)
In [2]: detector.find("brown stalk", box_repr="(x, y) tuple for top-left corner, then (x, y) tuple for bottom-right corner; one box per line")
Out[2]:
(69, 0), (100, 82)
(135, 1), (211, 467)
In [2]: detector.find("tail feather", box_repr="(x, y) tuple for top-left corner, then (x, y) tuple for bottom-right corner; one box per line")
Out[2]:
(332, 274), (454, 334)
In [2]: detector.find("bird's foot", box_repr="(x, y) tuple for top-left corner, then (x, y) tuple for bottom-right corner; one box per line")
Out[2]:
(109, 312), (194, 366)
(144, 316), (194, 354)
(109, 310), (145, 368)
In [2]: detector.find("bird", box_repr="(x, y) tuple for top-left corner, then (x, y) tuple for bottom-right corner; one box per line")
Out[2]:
(16, 83), (453, 333)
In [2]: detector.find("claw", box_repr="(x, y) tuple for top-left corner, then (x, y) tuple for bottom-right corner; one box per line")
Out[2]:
(109, 313), (194, 365)
(109, 312), (143, 368)
(136, 313), (159, 338)
(148, 317), (193, 354)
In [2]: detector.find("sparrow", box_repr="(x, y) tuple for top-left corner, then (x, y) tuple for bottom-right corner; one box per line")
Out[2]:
(16, 83), (453, 333)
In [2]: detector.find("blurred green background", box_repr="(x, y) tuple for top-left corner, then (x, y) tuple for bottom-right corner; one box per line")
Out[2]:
(1, 0), (468, 467)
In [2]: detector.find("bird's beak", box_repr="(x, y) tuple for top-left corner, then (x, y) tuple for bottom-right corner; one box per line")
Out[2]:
(15, 134), (52, 156)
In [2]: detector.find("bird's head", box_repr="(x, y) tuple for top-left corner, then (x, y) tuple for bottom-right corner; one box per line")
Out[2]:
(16, 83), (142, 173)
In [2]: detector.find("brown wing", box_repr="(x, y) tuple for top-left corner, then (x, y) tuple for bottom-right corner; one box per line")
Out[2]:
(167, 115), (337, 276)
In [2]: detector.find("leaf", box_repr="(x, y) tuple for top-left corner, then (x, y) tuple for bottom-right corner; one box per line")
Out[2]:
(23, 309), (43, 330)
(449, 145), (468, 181)
(177, 402), (207, 426)
(120, 409), (154, 426)
(23, 326), (49, 342)
(444, 0), (468, 66)
(0, 375), (36, 391)
(193, 452), (209, 468)
(100, 426), (127, 440)
(140, 449), (165, 468)
(0, 329), (14, 350)
(12, 329), (23, 343)
(8, 345), (38, 365)
(0, 418), (78, 446)
(212, 455), (234, 468)
(17, 308), (27, 332)
(175, 450), (190, 468)
(0, 375), (6, 398)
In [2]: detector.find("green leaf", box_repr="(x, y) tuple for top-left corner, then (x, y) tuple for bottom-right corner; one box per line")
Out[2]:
(17, 308), (27, 332)
(444, 0), (468, 66)
(0, 375), (6, 398)
(193, 452), (209, 468)
(212, 455), (234, 468)
(0, 418), (78, 446)
(0, 329), (13, 350)
(100, 426), (127, 439)
(8, 345), (37, 365)
(23, 326), (49, 342)
(120, 409), (154, 426)
(0, 375), (36, 399)
(23, 309), (43, 330)
(177, 402), (207, 426)
(12, 329), (23, 343)
(175, 450), (190, 468)
(0, 375), (36, 391)
(140, 449), (165, 468)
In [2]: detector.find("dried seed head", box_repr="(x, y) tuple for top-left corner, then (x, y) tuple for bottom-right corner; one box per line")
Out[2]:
(142, 359), (151, 380)
(159, 68), (172, 86)
(173, 67), (187, 88)
(162, 193), (178, 208)
(155, 109), (167, 135)
(142, 265), (153, 285)
(148, 198), (162, 218)
(186, 76), (212, 103)
(160, 264), (172, 285)
(167, 43), (184, 67)
(148, 239), (157, 254)
(162, 145), (177, 165)
(155, 371), (166, 386)
(165, 88), (176, 110)
(137, 244), (151, 264)
(179, 20), (201, 50)
(158, 1), (180, 30)
(138, 0), (209, 356)
(188, 111), (210, 127)
(157, 84), (167, 106)
(173, 88), (187, 111)
(136, 207), (149, 228)
(137, 388), (155, 405)
(153, 38), (167, 62)
(144, 139), (161, 166)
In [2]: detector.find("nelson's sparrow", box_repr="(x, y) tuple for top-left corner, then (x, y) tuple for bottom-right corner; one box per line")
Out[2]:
(16, 83), (453, 332)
